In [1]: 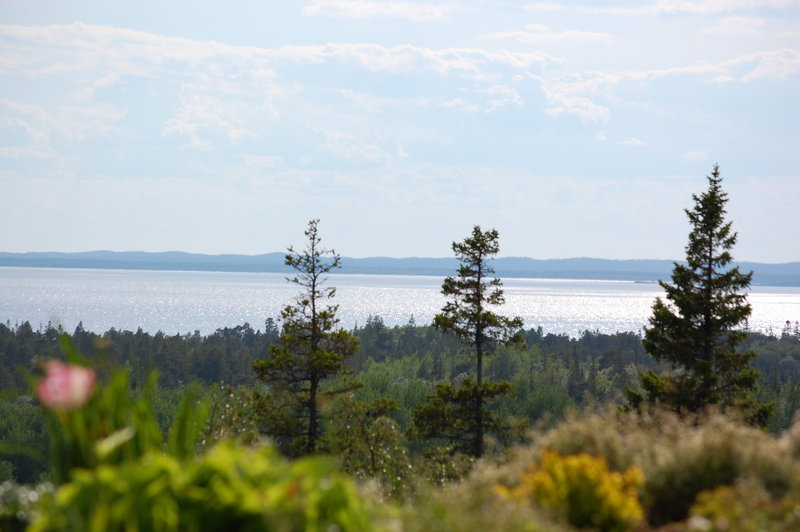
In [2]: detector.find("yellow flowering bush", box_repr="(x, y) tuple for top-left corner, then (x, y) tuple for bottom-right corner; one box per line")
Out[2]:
(495, 450), (644, 532)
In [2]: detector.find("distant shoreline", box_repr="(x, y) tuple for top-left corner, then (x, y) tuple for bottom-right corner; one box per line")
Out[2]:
(1, 251), (799, 286)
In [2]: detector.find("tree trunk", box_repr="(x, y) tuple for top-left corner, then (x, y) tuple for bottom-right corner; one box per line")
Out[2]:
(475, 333), (484, 458)
(308, 376), (319, 453)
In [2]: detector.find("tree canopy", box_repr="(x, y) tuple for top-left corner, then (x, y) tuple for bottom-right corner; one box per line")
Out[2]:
(252, 219), (359, 455)
(413, 226), (523, 457)
(628, 165), (771, 425)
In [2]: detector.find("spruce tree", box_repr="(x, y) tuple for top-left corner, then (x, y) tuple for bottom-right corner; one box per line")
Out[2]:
(252, 219), (359, 455)
(412, 226), (523, 457)
(628, 165), (771, 425)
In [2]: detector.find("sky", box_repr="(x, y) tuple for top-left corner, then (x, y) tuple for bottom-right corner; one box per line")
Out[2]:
(1, 0), (798, 263)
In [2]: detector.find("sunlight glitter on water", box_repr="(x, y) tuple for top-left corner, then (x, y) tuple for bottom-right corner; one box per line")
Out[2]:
(1, 268), (798, 338)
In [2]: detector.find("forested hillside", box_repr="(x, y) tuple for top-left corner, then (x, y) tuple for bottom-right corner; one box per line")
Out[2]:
(3, 251), (799, 285)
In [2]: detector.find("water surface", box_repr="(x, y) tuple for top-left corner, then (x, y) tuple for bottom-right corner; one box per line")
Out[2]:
(1, 267), (797, 338)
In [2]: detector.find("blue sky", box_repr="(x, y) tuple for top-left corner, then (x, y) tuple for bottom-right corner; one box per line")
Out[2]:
(1, 0), (798, 262)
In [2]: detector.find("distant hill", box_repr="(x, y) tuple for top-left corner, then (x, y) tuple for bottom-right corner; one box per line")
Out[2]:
(1, 251), (799, 286)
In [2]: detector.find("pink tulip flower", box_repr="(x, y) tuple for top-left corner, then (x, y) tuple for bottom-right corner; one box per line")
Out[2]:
(37, 360), (96, 410)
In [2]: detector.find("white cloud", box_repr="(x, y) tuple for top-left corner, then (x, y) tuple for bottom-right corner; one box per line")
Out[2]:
(619, 137), (648, 147)
(0, 99), (56, 132)
(646, 0), (796, 15)
(0, 145), (55, 159)
(337, 89), (429, 113)
(0, 23), (559, 78)
(483, 84), (523, 112)
(518, 47), (800, 118)
(1, 116), (49, 144)
(162, 92), (249, 150)
(527, 0), (798, 16)
(442, 86), (525, 113)
(74, 73), (121, 99)
(442, 97), (481, 113)
(524, 2), (565, 12)
(545, 93), (610, 123)
(245, 155), (285, 169)
(0, 97), (125, 143)
(734, 47), (800, 80)
(302, 0), (455, 21)
(683, 151), (709, 162)
(58, 104), (127, 140)
(320, 129), (388, 163)
(0, 22), (564, 154)
(699, 16), (766, 36)
(519, 47), (800, 125)
(485, 25), (612, 45)
(534, 76), (611, 123)
(595, 130), (648, 147)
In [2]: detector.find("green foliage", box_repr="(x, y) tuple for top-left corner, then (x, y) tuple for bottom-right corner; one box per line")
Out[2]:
(690, 479), (800, 532)
(532, 408), (800, 526)
(399, 462), (562, 532)
(433, 226), (524, 362)
(0, 399), (48, 484)
(629, 165), (771, 424)
(1, 335), (209, 489)
(0, 320), (280, 394)
(43, 364), (208, 484)
(166, 385), (210, 460)
(495, 450), (644, 532)
(11, 336), (376, 532)
(410, 379), (513, 456)
(252, 219), (360, 456)
(324, 395), (412, 498)
(0, 480), (54, 531)
(201, 383), (261, 447)
(426, 225), (523, 457)
(415, 444), (475, 486)
(29, 440), (374, 532)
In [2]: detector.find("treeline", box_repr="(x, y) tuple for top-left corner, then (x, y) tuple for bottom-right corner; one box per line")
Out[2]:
(3, 317), (799, 426)
(2, 317), (653, 394)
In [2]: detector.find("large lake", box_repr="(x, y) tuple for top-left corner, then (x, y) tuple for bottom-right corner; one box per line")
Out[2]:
(1, 267), (798, 337)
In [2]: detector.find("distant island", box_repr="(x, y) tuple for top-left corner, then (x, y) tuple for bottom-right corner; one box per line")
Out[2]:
(1, 251), (799, 286)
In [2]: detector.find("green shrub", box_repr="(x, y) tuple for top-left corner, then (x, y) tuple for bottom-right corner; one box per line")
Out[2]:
(532, 407), (800, 526)
(399, 461), (564, 532)
(323, 396), (413, 499)
(29, 440), (374, 532)
(690, 479), (800, 532)
(495, 450), (643, 532)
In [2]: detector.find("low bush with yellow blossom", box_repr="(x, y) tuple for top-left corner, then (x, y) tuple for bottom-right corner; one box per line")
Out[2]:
(495, 450), (644, 532)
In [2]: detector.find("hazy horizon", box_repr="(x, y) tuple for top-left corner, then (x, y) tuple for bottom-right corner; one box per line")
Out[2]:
(3, 249), (798, 266)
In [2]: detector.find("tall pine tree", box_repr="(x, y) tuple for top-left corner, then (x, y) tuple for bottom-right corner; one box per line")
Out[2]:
(628, 165), (771, 425)
(412, 226), (523, 457)
(252, 219), (359, 455)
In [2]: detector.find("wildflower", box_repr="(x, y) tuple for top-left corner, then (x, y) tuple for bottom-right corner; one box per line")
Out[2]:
(37, 360), (95, 410)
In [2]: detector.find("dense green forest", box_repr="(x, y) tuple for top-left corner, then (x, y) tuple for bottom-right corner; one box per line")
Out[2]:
(3, 317), (800, 485)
